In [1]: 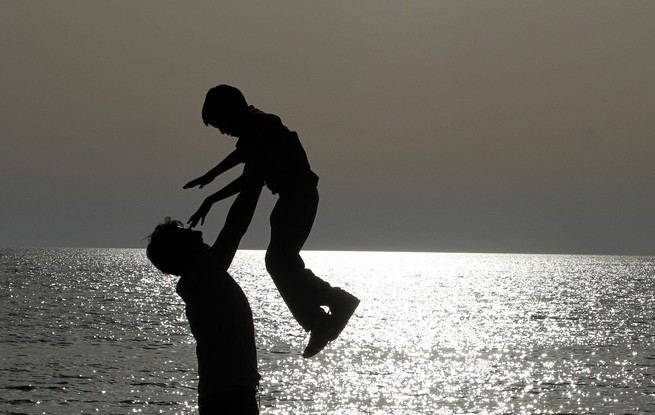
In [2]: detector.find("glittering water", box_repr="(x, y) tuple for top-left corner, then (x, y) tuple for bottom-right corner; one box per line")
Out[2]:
(1, 249), (654, 414)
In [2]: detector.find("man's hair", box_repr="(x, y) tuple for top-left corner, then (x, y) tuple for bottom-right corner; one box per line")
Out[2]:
(146, 217), (190, 276)
(202, 84), (248, 126)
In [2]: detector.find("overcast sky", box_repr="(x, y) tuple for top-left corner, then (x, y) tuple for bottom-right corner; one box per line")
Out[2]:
(1, 1), (654, 254)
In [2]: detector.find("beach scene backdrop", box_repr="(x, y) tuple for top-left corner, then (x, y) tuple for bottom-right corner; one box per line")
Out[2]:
(2, 248), (654, 414)
(2, 2), (654, 413)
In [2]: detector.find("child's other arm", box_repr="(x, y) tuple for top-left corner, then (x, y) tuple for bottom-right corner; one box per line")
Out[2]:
(187, 163), (264, 228)
(187, 176), (244, 228)
(183, 149), (243, 189)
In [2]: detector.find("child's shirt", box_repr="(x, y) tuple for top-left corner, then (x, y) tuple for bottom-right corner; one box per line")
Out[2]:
(236, 106), (319, 195)
(176, 262), (260, 400)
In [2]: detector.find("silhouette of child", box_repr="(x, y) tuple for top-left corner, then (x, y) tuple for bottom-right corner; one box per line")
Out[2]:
(184, 84), (359, 358)
(147, 182), (263, 414)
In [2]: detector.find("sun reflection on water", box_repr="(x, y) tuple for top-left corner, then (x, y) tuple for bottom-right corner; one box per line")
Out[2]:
(250, 251), (655, 414)
(2, 249), (654, 414)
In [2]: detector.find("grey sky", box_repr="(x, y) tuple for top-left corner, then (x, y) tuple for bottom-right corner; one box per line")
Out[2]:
(1, 1), (654, 254)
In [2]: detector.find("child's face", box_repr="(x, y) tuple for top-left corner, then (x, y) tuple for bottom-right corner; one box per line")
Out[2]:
(207, 112), (244, 137)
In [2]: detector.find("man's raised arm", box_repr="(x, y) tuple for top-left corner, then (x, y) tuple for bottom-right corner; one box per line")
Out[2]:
(209, 175), (263, 271)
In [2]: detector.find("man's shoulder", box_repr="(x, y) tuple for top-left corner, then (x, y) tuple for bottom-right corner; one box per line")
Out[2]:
(187, 253), (230, 278)
(177, 272), (231, 307)
(177, 255), (229, 295)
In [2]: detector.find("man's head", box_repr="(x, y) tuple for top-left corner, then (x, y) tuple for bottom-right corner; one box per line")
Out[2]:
(146, 217), (207, 276)
(202, 84), (249, 137)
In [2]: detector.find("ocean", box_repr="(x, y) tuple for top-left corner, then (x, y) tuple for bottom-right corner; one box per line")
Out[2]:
(1, 248), (654, 414)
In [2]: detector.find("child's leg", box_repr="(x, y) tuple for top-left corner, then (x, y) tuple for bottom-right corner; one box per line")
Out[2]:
(267, 187), (360, 358)
(265, 187), (332, 331)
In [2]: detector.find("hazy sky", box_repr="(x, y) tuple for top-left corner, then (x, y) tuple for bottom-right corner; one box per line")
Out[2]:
(2, 1), (654, 254)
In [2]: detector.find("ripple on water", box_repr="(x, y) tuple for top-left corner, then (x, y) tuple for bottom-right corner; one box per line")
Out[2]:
(1, 249), (654, 414)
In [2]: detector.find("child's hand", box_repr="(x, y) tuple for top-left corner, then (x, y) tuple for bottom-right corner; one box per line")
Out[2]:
(187, 200), (212, 228)
(183, 175), (213, 189)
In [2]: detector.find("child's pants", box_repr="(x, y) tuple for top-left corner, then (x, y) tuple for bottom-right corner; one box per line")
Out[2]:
(265, 186), (333, 332)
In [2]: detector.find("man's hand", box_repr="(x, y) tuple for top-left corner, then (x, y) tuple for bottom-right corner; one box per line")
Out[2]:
(187, 200), (213, 228)
(183, 175), (213, 189)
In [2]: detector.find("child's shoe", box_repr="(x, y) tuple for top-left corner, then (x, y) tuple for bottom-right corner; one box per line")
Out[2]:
(326, 287), (359, 339)
(302, 288), (360, 358)
(302, 313), (332, 358)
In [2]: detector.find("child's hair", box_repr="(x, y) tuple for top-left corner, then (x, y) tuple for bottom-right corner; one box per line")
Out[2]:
(202, 84), (248, 126)
(146, 217), (190, 276)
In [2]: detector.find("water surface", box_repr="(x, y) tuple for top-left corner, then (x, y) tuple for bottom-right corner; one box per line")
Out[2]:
(2, 249), (654, 414)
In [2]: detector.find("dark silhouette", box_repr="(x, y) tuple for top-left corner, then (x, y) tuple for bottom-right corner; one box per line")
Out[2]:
(184, 84), (359, 358)
(147, 182), (263, 414)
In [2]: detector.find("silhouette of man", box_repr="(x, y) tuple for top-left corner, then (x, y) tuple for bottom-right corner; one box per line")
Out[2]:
(147, 180), (263, 414)
(184, 84), (359, 358)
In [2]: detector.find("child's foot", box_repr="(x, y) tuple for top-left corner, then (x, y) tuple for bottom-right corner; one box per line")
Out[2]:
(327, 287), (360, 339)
(302, 288), (360, 358)
(302, 314), (332, 358)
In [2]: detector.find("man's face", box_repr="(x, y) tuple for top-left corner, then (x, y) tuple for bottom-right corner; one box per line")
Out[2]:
(174, 226), (205, 250)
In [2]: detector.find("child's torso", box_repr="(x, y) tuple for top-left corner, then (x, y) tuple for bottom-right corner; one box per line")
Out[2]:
(237, 107), (318, 194)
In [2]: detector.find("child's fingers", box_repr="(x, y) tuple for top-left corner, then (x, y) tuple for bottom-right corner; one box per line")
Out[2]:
(187, 215), (197, 227)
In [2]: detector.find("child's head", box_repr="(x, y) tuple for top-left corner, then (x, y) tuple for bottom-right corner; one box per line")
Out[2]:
(202, 84), (249, 136)
(146, 217), (206, 276)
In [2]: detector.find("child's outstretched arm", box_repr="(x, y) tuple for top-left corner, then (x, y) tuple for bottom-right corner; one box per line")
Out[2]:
(187, 176), (243, 228)
(183, 149), (243, 189)
(187, 163), (264, 228)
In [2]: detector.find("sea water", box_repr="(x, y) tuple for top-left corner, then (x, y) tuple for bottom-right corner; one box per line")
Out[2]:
(1, 248), (654, 414)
